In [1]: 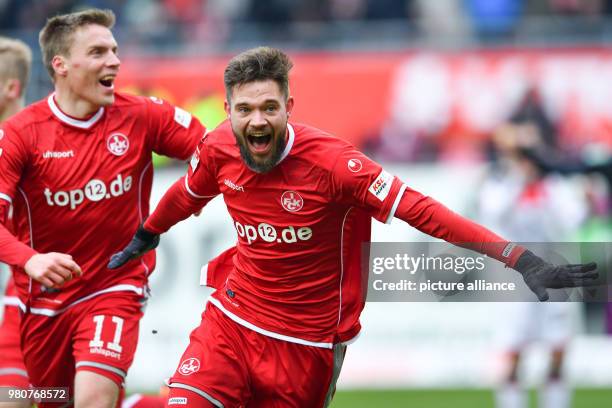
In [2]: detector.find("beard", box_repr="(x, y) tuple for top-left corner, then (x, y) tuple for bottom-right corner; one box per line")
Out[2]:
(236, 129), (287, 173)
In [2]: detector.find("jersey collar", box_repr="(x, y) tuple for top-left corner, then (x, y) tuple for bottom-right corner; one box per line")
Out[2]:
(278, 123), (295, 164)
(47, 94), (105, 129)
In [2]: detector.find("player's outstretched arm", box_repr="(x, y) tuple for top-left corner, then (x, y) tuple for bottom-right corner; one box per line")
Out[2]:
(394, 186), (598, 300)
(107, 225), (159, 269)
(24, 252), (83, 288)
(108, 176), (213, 269)
(512, 250), (598, 301)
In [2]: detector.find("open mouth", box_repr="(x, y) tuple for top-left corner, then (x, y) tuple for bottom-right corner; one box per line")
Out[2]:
(99, 75), (115, 89)
(246, 133), (272, 154)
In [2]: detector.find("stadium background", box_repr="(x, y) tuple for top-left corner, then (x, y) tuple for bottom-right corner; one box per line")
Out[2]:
(1, 0), (612, 406)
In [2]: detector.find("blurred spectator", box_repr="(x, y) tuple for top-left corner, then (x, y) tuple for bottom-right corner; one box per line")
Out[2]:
(413, 0), (471, 40)
(329, 0), (366, 20)
(475, 121), (588, 408)
(365, 0), (412, 20)
(244, 0), (293, 25)
(464, 0), (526, 40)
(122, 0), (179, 48)
(508, 86), (557, 148)
(291, 0), (330, 22)
(163, 0), (204, 25)
(549, 0), (605, 15)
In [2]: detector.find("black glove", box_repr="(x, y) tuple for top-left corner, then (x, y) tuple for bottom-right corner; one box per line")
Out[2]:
(107, 225), (160, 270)
(513, 250), (598, 301)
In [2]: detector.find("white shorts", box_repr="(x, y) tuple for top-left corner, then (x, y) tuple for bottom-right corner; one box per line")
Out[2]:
(495, 302), (579, 350)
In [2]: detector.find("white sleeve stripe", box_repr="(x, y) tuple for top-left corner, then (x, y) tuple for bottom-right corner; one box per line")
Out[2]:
(0, 368), (28, 378)
(184, 174), (216, 199)
(75, 361), (127, 379)
(199, 264), (209, 286)
(0, 193), (12, 204)
(385, 183), (407, 224)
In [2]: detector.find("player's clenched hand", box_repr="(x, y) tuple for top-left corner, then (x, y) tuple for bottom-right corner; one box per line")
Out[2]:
(107, 225), (159, 270)
(24, 252), (82, 289)
(513, 250), (598, 301)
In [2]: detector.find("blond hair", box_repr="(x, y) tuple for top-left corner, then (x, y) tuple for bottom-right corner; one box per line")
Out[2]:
(0, 37), (32, 97)
(39, 8), (115, 79)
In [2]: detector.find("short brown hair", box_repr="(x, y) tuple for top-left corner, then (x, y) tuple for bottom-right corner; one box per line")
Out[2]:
(0, 37), (32, 97)
(224, 47), (293, 101)
(39, 8), (115, 79)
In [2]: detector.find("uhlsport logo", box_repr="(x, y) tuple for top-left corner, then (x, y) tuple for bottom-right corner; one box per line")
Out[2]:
(149, 96), (164, 105)
(178, 357), (201, 376)
(224, 178), (244, 192)
(44, 173), (132, 210)
(43, 150), (74, 159)
(107, 133), (129, 156)
(234, 221), (312, 245)
(281, 191), (303, 212)
(347, 158), (363, 173)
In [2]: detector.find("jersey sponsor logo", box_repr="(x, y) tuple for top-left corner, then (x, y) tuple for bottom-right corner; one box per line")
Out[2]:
(224, 178), (244, 192)
(348, 158), (363, 173)
(107, 133), (129, 156)
(281, 191), (303, 212)
(174, 107), (192, 128)
(502, 242), (517, 258)
(178, 358), (200, 376)
(190, 145), (201, 172)
(189, 154), (199, 172)
(368, 170), (393, 202)
(149, 96), (164, 105)
(42, 150), (75, 159)
(44, 173), (133, 210)
(234, 220), (312, 245)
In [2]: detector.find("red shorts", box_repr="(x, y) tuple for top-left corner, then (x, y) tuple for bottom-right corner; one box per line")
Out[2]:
(20, 292), (144, 404)
(0, 304), (29, 389)
(167, 304), (347, 408)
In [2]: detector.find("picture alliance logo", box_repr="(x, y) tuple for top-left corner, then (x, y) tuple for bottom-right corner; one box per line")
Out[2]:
(234, 221), (312, 245)
(44, 174), (133, 210)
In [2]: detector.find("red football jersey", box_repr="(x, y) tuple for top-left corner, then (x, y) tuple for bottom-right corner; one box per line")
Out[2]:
(0, 92), (204, 314)
(1, 278), (18, 308)
(184, 121), (405, 347)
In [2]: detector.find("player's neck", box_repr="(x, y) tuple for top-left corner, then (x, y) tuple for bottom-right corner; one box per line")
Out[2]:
(0, 98), (23, 122)
(53, 89), (102, 119)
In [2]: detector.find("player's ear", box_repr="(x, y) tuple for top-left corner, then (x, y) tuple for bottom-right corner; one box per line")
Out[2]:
(4, 79), (20, 99)
(224, 100), (231, 118)
(52, 55), (68, 78)
(286, 96), (294, 117)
